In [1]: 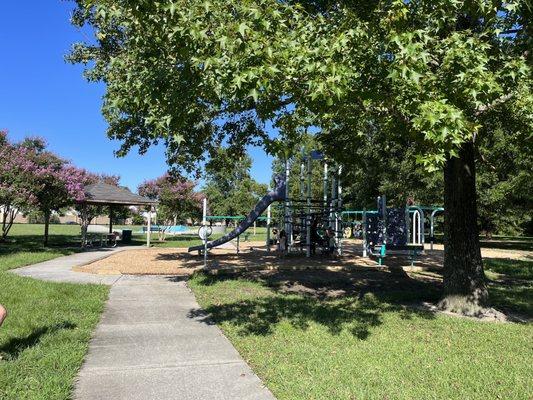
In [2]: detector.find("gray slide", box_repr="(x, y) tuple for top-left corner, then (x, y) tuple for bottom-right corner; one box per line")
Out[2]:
(188, 175), (286, 252)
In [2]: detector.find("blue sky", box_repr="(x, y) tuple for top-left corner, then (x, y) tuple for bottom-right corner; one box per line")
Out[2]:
(0, 1), (274, 192)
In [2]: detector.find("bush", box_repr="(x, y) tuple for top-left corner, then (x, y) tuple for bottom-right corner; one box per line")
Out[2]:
(131, 213), (145, 225)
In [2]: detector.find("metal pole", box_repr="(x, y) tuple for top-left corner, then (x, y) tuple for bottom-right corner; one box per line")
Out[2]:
(380, 195), (387, 245)
(266, 204), (271, 252)
(417, 212), (421, 244)
(330, 167), (336, 231)
(412, 211), (417, 244)
(323, 162), (328, 211)
(362, 210), (367, 257)
(300, 159), (305, 253)
(430, 212), (434, 250)
(284, 158), (291, 251)
(146, 207), (152, 247)
(306, 155), (312, 257)
(202, 198), (207, 268)
(337, 165), (343, 256)
(323, 162), (329, 255)
(429, 208), (443, 250)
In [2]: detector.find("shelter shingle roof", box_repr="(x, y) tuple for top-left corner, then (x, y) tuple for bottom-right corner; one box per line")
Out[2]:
(82, 182), (157, 206)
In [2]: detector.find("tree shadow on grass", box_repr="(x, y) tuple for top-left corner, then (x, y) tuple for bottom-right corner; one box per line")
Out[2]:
(484, 258), (533, 317)
(0, 235), (80, 257)
(0, 321), (76, 361)
(479, 239), (533, 252)
(484, 258), (533, 280)
(189, 269), (439, 340)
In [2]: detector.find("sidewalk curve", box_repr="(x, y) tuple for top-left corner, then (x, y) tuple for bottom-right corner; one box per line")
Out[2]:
(12, 249), (275, 400)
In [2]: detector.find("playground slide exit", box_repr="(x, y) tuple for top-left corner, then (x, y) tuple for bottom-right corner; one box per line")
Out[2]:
(188, 176), (286, 252)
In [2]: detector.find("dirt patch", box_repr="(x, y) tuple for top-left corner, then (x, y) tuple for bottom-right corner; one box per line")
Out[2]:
(420, 302), (517, 323)
(230, 267), (442, 301)
(74, 240), (531, 323)
(429, 243), (532, 261)
(73, 248), (202, 276)
(74, 240), (532, 276)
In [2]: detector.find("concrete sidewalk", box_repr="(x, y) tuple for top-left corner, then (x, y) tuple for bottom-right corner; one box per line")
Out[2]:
(12, 251), (275, 400)
(12, 247), (133, 284)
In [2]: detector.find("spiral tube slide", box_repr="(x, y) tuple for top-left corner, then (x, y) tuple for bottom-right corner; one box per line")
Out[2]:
(188, 176), (286, 252)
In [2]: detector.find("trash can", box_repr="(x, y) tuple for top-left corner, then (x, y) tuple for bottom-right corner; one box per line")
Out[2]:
(122, 229), (132, 244)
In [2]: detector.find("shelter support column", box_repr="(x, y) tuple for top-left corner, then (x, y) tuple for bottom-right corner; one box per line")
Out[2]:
(109, 206), (113, 234)
(146, 207), (152, 247)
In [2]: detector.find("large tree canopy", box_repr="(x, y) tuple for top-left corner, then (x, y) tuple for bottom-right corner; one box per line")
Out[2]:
(69, 0), (531, 169)
(70, 0), (532, 311)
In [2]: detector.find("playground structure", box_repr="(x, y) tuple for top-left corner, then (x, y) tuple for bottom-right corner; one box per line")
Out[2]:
(276, 150), (344, 257)
(342, 200), (444, 264)
(189, 150), (444, 266)
(189, 150), (344, 258)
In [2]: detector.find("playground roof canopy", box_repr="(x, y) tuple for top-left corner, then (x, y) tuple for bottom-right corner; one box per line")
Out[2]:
(82, 182), (157, 206)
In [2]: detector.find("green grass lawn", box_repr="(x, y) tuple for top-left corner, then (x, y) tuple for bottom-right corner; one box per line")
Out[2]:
(2, 224), (531, 399)
(5, 223), (268, 249)
(0, 229), (109, 400)
(484, 259), (533, 317)
(189, 259), (533, 400)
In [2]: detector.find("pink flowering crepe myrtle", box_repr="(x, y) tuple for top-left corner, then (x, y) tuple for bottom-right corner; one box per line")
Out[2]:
(138, 173), (204, 206)
(138, 173), (204, 233)
(0, 131), (109, 243)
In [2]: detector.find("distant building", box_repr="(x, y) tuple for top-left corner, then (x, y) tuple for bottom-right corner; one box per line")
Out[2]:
(0, 206), (136, 225)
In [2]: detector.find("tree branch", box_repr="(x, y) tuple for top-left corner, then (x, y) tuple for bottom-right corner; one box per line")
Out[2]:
(474, 92), (515, 117)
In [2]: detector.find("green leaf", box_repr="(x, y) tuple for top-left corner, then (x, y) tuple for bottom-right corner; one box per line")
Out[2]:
(248, 88), (259, 102)
(238, 23), (248, 38)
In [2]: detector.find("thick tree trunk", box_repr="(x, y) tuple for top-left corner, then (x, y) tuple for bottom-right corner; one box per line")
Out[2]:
(44, 210), (50, 247)
(81, 221), (88, 247)
(1, 206), (16, 242)
(1, 207), (7, 242)
(439, 142), (488, 314)
(79, 206), (93, 248)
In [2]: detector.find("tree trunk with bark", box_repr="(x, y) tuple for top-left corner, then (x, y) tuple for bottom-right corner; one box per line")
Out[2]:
(439, 142), (488, 314)
(1, 205), (16, 242)
(79, 205), (94, 248)
(43, 210), (50, 247)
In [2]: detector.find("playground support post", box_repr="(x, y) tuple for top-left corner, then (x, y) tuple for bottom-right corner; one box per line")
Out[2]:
(284, 158), (291, 251)
(306, 156), (312, 257)
(429, 208), (444, 250)
(300, 158), (306, 253)
(266, 204), (271, 252)
(430, 213), (434, 250)
(202, 198), (207, 268)
(410, 210), (420, 245)
(337, 165), (343, 256)
(408, 206), (426, 245)
(330, 166), (336, 231)
(379, 195), (387, 247)
(362, 210), (367, 257)
(323, 163), (328, 210)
